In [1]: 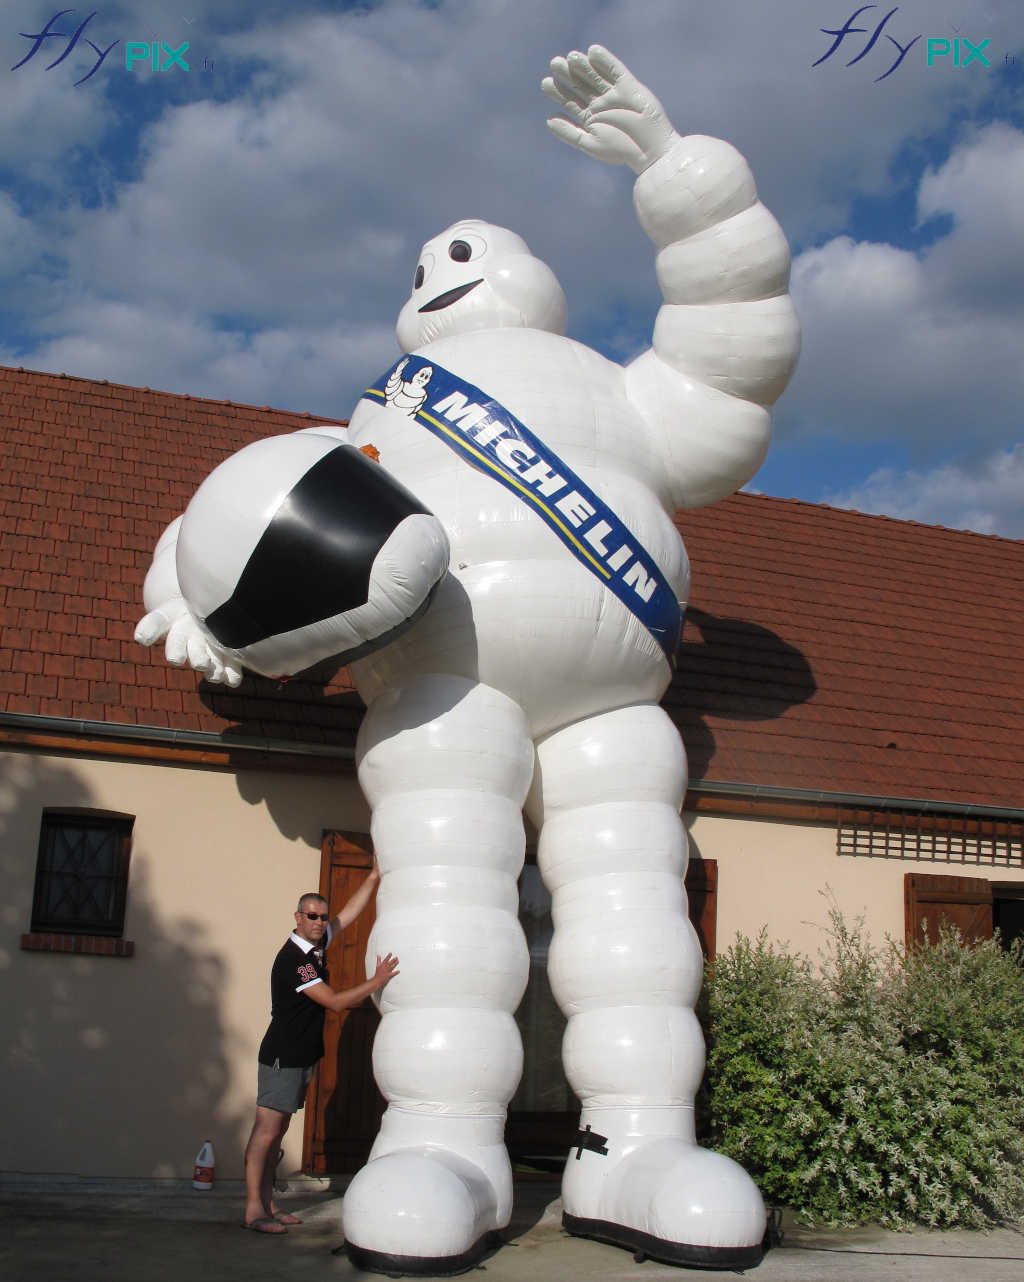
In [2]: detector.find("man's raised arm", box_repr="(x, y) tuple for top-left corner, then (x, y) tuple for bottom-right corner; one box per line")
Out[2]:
(330, 860), (381, 936)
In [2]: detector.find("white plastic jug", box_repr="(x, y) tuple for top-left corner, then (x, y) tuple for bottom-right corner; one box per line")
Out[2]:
(192, 1140), (215, 1190)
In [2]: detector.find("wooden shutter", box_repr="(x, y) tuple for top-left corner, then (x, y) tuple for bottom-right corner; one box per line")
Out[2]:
(686, 857), (717, 960)
(904, 872), (993, 947)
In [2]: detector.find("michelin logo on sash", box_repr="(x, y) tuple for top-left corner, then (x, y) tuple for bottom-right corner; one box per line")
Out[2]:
(363, 356), (682, 663)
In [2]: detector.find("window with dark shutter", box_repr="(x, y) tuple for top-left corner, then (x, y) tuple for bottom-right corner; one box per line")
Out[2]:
(29, 810), (134, 937)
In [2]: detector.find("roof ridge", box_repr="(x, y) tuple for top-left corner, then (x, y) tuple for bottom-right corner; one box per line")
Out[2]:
(731, 490), (1023, 547)
(0, 361), (345, 424)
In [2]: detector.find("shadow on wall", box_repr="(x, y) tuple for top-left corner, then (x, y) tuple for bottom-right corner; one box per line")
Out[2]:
(0, 751), (250, 1179)
(198, 659), (368, 842)
(670, 606), (817, 784)
(231, 760), (370, 846)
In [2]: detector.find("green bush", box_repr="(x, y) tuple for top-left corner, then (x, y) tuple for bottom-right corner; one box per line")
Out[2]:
(698, 911), (1024, 1228)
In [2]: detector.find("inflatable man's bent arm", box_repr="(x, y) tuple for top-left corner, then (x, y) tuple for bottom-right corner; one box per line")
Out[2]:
(133, 424), (351, 686)
(135, 515), (245, 686)
(134, 425), (449, 685)
(545, 46), (800, 510)
(627, 133), (800, 510)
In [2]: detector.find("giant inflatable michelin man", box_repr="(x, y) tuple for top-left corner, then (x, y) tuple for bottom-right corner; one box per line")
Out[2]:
(136, 46), (799, 1274)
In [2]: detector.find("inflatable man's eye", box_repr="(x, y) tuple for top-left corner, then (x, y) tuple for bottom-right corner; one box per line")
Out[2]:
(449, 240), (472, 263)
(414, 265), (425, 289)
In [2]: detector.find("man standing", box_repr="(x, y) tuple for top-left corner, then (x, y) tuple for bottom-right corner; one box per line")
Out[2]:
(243, 867), (398, 1233)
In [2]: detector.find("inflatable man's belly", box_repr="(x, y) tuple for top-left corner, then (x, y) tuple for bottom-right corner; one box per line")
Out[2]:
(347, 332), (689, 734)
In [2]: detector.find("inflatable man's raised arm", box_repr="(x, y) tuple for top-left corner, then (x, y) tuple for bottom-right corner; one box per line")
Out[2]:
(544, 46), (797, 508)
(135, 44), (798, 1276)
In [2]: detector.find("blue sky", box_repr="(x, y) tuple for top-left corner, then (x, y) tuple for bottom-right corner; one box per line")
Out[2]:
(2, 0), (1022, 535)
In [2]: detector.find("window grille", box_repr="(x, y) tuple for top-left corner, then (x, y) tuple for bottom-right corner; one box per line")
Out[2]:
(30, 811), (134, 936)
(838, 809), (1023, 868)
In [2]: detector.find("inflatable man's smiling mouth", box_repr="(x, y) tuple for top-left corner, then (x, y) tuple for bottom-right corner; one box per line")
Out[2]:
(418, 279), (484, 313)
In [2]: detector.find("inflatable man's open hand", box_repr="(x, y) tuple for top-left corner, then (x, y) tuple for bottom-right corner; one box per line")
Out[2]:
(542, 43), (677, 172)
(134, 517), (245, 686)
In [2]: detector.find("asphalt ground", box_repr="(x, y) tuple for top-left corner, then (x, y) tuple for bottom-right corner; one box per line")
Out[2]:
(2, 1176), (1024, 1282)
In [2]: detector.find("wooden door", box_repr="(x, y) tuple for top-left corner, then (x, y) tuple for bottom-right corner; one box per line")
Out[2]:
(904, 872), (993, 947)
(302, 830), (385, 1175)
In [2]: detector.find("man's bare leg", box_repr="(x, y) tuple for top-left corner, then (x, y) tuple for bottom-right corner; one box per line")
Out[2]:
(269, 1148), (303, 1226)
(244, 1106), (290, 1231)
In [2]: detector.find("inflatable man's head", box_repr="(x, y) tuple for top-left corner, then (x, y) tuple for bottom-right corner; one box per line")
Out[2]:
(396, 219), (568, 349)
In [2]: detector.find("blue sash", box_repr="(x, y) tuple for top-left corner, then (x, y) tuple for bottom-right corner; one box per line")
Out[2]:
(362, 356), (682, 663)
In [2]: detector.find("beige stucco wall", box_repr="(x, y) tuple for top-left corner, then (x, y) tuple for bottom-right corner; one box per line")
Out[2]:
(5, 746), (1022, 1186)
(687, 809), (1024, 958)
(0, 746), (368, 1181)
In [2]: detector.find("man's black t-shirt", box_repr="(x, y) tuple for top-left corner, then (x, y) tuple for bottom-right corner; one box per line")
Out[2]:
(258, 928), (333, 1069)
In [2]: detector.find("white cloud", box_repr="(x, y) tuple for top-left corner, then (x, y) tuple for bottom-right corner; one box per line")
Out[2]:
(0, 27), (114, 177)
(0, 192), (43, 271)
(783, 123), (1024, 458)
(19, 295), (396, 413)
(917, 121), (1024, 311)
(4, 0), (1022, 436)
(824, 445), (1024, 538)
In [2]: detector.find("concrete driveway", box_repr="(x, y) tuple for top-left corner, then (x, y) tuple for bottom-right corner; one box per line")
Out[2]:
(2, 1176), (1024, 1282)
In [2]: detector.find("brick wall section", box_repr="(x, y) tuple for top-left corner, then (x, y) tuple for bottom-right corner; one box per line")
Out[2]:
(21, 933), (135, 957)
(2, 363), (1023, 810)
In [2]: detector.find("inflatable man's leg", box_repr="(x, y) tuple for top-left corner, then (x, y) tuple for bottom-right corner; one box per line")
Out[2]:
(343, 676), (533, 1276)
(531, 703), (767, 1270)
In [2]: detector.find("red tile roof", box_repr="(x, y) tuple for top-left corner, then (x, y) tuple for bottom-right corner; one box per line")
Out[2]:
(671, 496), (1024, 810)
(0, 365), (362, 753)
(2, 364), (1022, 810)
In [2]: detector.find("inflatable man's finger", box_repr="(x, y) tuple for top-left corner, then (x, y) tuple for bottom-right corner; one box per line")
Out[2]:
(164, 612), (197, 667)
(134, 605), (179, 647)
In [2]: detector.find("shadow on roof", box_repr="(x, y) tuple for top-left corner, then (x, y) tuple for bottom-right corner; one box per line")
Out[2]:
(669, 607), (817, 784)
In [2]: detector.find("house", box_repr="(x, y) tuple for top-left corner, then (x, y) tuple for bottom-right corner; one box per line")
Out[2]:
(2, 364), (1022, 1183)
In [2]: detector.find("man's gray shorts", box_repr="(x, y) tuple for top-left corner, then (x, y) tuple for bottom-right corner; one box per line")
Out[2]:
(257, 1061), (315, 1114)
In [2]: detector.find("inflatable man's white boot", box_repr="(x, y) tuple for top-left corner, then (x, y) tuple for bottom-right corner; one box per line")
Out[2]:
(530, 703), (767, 1269)
(341, 676), (534, 1274)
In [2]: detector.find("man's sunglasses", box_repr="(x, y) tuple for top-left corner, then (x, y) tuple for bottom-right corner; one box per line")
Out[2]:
(303, 912), (330, 922)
